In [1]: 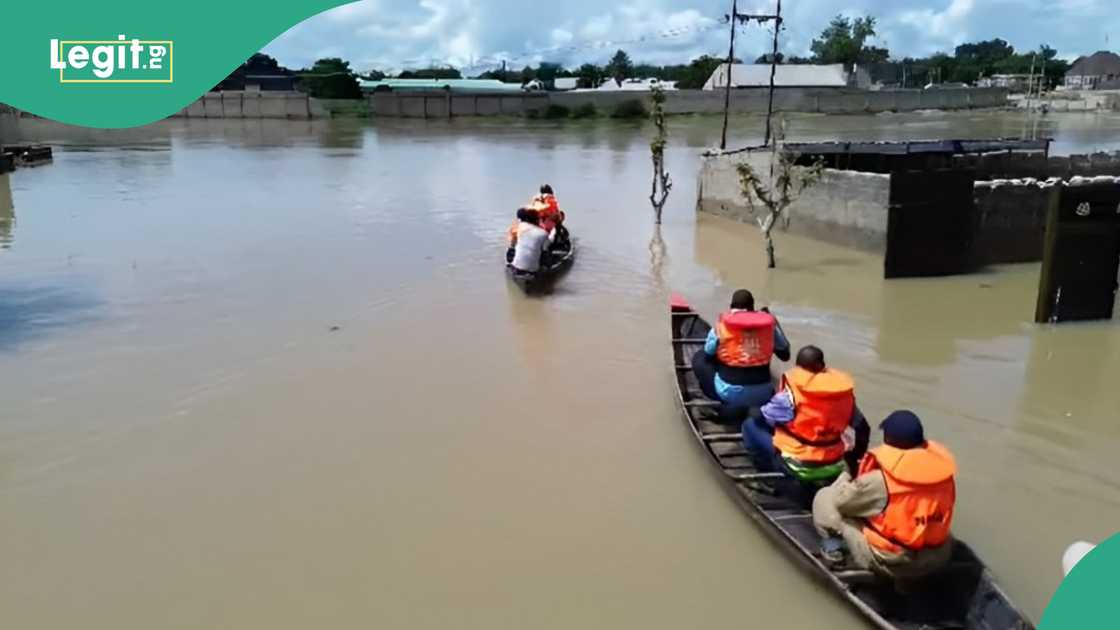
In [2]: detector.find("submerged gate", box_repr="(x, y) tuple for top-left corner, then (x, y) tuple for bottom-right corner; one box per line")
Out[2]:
(884, 170), (978, 278)
(1035, 181), (1120, 323)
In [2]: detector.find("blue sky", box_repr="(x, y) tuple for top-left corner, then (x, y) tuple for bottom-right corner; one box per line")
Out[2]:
(263, 0), (1116, 73)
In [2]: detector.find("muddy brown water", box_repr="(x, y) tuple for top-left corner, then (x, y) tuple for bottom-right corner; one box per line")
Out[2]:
(1, 111), (1119, 628)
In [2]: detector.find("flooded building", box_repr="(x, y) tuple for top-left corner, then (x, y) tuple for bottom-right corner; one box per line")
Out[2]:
(698, 139), (1120, 284)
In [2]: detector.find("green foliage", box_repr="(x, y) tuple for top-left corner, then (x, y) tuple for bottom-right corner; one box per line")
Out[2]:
(300, 57), (361, 99)
(397, 67), (461, 79)
(610, 99), (648, 119)
(606, 49), (634, 86)
(674, 55), (724, 90)
(576, 63), (605, 88)
(570, 103), (598, 118)
(542, 104), (570, 119)
(810, 15), (882, 65)
(894, 40), (1071, 89)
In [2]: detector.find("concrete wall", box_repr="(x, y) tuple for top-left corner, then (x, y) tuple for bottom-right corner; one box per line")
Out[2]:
(697, 150), (891, 251)
(697, 149), (1069, 265)
(365, 87), (1007, 117)
(368, 91), (549, 118)
(172, 92), (325, 119)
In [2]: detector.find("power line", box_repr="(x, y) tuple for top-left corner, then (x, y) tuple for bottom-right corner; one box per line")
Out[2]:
(363, 18), (730, 74)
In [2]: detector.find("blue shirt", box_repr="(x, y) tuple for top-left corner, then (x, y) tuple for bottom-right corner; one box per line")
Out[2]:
(704, 321), (790, 406)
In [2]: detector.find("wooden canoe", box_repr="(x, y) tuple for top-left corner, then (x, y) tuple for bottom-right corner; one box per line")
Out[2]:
(507, 239), (575, 293)
(669, 295), (1034, 630)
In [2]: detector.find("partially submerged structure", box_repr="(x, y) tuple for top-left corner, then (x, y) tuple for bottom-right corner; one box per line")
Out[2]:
(698, 139), (1120, 321)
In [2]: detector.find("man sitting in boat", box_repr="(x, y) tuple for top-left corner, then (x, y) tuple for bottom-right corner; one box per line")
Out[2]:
(691, 289), (790, 422)
(811, 411), (956, 579)
(743, 345), (870, 486)
(529, 184), (568, 246)
(507, 208), (556, 274)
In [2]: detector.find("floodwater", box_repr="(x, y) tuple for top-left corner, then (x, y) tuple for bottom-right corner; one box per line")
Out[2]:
(1, 110), (1119, 628)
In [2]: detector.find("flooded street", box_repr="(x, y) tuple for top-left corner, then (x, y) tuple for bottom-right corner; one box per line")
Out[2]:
(1, 110), (1119, 628)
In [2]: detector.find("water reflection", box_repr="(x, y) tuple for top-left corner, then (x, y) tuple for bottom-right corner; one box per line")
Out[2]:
(0, 173), (12, 248)
(0, 282), (99, 350)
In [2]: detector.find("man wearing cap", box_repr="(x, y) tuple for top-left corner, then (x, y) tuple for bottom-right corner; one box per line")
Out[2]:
(811, 410), (957, 579)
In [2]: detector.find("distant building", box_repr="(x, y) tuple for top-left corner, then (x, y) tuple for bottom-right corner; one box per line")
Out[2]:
(359, 78), (524, 93)
(703, 63), (850, 90)
(553, 77), (579, 91)
(574, 78), (677, 92)
(214, 53), (296, 92)
(1064, 51), (1120, 90)
(977, 74), (1032, 91)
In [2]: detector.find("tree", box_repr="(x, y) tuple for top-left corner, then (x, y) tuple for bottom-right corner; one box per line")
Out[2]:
(301, 57), (362, 99)
(575, 63), (605, 88)
(606, 49), (634, 86)
(649, 86), (672, 224)
(398, 67), (461, 79)
(675, 55), (724, 90)
(809, 15), (884, 66)
(735, 121), (823, 268)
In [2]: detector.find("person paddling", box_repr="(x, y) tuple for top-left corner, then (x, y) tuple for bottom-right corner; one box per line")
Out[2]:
(812, 411), (956, 578)
(508, 208), (555, 274)
(743, 345), (869, 486)
(691, 289), (790, 423)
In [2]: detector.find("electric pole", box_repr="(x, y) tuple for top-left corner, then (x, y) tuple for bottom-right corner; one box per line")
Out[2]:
(720, 0), (738, 151)
(763, 0), (783, 148)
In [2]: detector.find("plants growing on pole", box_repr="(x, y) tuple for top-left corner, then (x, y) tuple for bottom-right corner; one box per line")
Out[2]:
(649, 85), (672, 224)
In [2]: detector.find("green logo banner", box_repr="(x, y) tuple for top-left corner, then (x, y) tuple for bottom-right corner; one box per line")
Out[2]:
(0, 0), (352, 128)
(1041, 533), (1120, 628)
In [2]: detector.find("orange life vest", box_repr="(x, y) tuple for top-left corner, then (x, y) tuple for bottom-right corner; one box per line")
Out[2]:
(715, 310), (775, 368)
(859, 441), (957, 554)
(772, 367), (855, 464)
(530, 194), (562, 228)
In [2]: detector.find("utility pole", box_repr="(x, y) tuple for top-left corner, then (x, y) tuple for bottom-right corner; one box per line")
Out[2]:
(763, 0), (783, 148)
(718, 0), (782, 151)
(719, 0), (738, 151)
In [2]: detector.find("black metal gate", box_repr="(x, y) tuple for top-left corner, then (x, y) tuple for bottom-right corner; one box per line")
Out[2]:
(885, 170), (978, 278)
(1035, 182), (1120, 323)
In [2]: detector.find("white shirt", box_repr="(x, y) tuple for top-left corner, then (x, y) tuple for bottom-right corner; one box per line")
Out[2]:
(511, 222), (555, 272)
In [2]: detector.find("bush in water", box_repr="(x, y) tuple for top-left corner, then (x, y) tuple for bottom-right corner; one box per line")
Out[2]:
(611, 99), (648, 119)
(542, 104), (570, 119)
(570, 103), (598, 119)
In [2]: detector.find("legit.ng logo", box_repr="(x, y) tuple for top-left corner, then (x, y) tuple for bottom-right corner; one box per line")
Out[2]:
(49, 36), (172, 83)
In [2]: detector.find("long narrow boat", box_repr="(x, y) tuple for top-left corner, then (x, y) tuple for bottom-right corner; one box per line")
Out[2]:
(507, 239), (576, 293)
(669, 294), (1034, 630)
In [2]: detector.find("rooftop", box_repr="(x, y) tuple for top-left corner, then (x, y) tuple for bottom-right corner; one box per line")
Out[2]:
(1067, 51), (1120, 77)
(704, 63), (849, 89)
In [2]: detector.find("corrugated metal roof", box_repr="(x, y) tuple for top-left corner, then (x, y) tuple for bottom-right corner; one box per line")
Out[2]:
(1067, 51), (1120, 77)
(359, 78), (523, 92)
(704, 64), (849, 89)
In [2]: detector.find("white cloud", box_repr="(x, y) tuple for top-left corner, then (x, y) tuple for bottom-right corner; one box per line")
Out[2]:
(261, 0), (1120, 74)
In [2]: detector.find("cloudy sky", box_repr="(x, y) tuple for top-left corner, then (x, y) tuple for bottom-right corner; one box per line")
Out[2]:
(264, 0), (1116, 73)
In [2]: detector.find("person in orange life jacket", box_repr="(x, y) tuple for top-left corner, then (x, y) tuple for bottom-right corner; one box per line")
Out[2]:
(690, 289), (791, 423)
(811, 410), (956, 579)
(742, 345), (870, 477)
(529, 184), (569, 244)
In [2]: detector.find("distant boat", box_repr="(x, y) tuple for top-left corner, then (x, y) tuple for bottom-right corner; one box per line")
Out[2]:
(1062, 541), (1095, 577)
